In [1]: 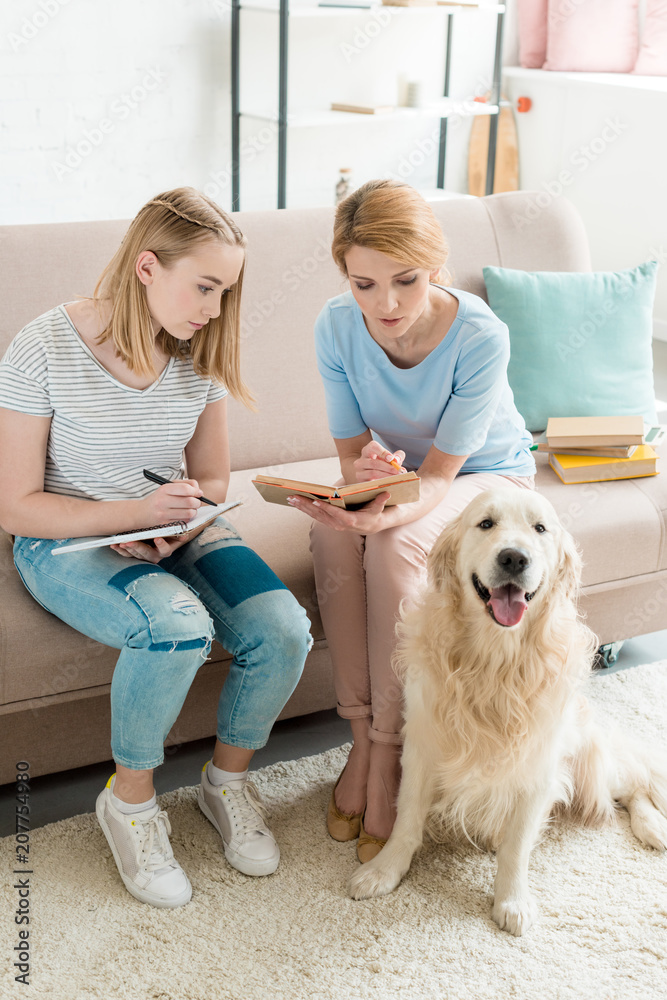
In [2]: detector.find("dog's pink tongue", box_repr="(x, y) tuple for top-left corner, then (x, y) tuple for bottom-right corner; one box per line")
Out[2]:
(488, 584), (528, 627)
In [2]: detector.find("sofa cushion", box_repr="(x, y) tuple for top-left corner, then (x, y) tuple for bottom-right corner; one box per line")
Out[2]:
(483, 261), (658, 432)
(0, 529), (120, 706)
(633, 0), (667, 75)
(534, 442), (667, 587)
(543, 0), (639, 73)
(517, 0), (548, 68)
(226, 456), (342, 623)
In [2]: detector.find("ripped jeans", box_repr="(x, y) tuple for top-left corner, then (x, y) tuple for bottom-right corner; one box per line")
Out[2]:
(13, 517), (312, 770)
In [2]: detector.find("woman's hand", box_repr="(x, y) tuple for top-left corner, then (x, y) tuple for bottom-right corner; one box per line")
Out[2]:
(110, 523), (206, 563)
(286, 491), (390, 535)
(353, 442), (406, 483)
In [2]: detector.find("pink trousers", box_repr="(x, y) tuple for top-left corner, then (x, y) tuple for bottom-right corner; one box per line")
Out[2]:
(309, 472), (535, 745)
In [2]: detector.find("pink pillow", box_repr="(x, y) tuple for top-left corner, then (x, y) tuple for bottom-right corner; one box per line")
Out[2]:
(517, 0), (548, 68)
(544, 0), (639, 72)
(634, 0), (667, 74)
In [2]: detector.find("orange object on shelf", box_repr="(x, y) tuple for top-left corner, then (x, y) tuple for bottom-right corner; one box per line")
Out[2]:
(517, 96), (532, 113)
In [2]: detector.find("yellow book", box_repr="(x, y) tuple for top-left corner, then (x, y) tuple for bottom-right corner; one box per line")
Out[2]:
(548, 445), (659, 485)
(252, 471), (420, 509)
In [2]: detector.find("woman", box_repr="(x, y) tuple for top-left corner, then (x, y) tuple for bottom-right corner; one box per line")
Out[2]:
(287, 180), (535, 861)
(0, 188), (311, 907)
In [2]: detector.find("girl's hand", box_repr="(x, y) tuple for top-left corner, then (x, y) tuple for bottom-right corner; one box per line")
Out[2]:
(138, 479), (204, 527)
(286, 491), (390, 535)
(110, 524), (206, 563)
(113, 480), (210, 563)
(353, 442), (407, 483)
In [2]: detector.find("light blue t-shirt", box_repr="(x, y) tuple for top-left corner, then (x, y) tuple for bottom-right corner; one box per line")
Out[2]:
(314, 287), (535, 477)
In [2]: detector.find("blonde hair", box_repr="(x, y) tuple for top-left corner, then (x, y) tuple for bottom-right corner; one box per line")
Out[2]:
(331, 179), (449, 283)
(93, 186), (253, 408)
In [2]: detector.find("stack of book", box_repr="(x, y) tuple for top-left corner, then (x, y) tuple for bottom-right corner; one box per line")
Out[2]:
(537, 416), (660, 484)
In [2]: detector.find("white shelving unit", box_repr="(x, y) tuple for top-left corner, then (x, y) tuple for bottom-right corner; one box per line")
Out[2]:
(241, 97), (500, 127)
(231, 1), (506, 209)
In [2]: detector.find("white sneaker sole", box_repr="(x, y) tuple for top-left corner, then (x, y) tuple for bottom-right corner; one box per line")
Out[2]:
(197, 787), (280, 877)
(96, 794), (192, 909)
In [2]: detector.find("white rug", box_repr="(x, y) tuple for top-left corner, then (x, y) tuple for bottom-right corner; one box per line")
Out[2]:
(2, 662), (667, 1000)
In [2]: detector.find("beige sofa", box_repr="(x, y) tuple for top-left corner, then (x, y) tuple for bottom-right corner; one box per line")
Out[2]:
(1, 192), (666, 784)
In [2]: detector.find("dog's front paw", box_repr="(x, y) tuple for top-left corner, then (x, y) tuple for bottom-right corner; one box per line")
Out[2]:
(493, 894), (538, 936)
(348, 860), (404, 900)
(632, 807), (667, 851)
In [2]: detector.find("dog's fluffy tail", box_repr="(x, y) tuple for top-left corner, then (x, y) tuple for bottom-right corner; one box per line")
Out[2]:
(572, 718), (667, 849)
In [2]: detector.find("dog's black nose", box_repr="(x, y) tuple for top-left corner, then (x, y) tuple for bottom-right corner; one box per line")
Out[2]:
(497, 547), (530, 575)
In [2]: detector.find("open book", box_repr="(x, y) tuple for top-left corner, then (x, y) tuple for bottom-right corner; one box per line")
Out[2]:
(51, 500), (242, 555)
(252, 472), (420, 509)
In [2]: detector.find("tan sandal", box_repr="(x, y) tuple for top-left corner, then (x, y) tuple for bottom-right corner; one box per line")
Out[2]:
(326, 770), (364, 842)
(356, 811), (386, 863)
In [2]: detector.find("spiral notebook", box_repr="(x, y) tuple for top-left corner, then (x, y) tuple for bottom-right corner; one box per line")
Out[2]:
(51, 500), (241, 555)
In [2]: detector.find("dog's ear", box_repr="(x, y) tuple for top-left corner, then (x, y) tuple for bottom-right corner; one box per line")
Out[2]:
(428, 516), (463, 596)
(554, 522), (583, 602)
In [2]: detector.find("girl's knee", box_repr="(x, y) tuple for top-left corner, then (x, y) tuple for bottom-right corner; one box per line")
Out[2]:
(276, 600), (313, 659)
(266, 598), (312, 691)
(119, 570), (214, 651)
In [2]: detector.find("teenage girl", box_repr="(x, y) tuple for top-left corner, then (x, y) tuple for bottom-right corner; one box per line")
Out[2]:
(0, 188), (311, 908)
(287, 180), (536, 861)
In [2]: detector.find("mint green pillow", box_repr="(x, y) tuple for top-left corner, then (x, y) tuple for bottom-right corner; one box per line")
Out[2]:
(482, 262), (658, 432)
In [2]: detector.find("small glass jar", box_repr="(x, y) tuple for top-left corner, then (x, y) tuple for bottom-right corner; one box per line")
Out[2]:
(335, 167), (353, 205)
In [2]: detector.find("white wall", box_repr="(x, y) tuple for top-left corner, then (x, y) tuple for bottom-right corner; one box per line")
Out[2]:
(2, 0), (228, 223)
(503, 67), (667, 335)
(0, 0), (502, 223)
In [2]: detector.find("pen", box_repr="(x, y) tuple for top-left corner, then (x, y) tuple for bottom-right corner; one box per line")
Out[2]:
(143, 469), (218, 507)
(382, 451), (403, 473)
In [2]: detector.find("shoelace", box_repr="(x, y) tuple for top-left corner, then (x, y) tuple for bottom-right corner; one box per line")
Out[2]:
(135, 809), (176, 872)
(224, 781), (269, 837)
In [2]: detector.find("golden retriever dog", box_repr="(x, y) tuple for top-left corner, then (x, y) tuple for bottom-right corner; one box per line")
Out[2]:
(348, 488), (667, 935)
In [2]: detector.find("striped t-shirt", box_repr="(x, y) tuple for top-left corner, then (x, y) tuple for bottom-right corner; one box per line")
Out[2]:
(0, 305), (227, 501)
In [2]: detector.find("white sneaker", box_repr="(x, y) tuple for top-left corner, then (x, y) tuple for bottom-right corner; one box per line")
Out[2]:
(198, 762), (280, 876)
(96, 776), (192, 908)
